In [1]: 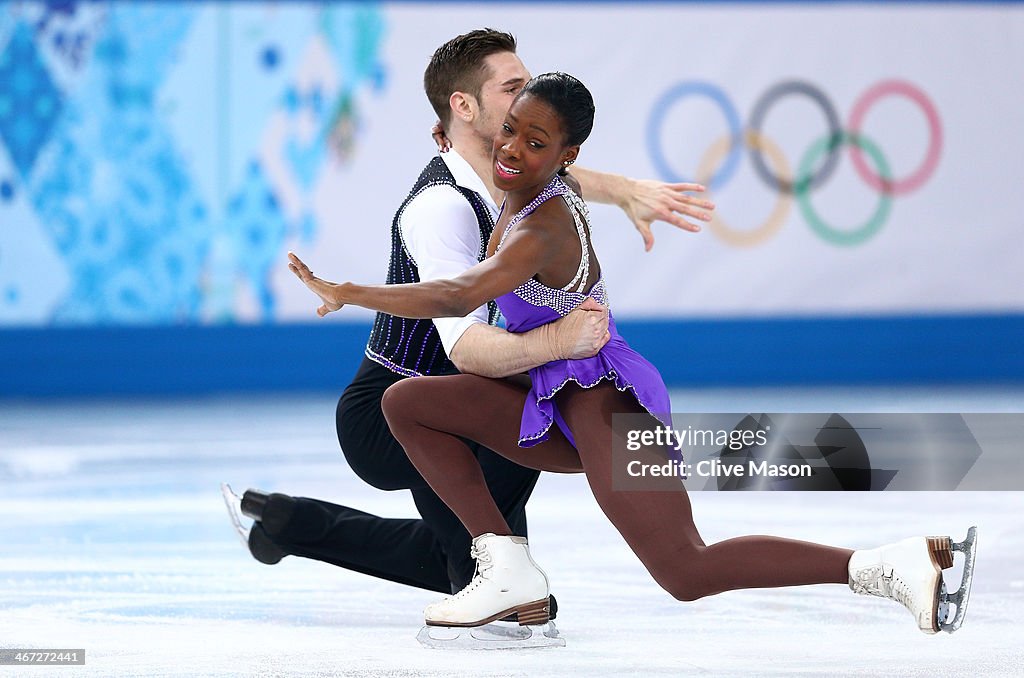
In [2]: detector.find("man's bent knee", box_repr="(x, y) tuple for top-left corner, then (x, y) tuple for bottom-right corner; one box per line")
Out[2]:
(336, 383), (421, 492)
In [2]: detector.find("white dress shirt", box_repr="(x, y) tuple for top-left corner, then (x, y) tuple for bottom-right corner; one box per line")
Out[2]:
(398, 148), (500, 355)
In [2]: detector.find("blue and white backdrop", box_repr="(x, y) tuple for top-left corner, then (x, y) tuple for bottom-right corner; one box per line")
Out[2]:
(1, 2), (1022, 394)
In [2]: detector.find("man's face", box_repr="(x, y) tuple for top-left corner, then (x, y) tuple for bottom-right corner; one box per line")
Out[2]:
(473, 51), (530, 141)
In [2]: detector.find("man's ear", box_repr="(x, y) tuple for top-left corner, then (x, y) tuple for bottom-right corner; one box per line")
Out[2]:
(448, 91), (477, 123)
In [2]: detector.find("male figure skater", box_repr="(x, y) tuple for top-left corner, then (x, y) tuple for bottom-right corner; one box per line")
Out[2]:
(223, 29), (713, 600)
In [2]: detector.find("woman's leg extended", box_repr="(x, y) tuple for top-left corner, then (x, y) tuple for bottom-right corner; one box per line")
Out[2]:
(556, 382), (853, 601)
(382, 374), (583, 537)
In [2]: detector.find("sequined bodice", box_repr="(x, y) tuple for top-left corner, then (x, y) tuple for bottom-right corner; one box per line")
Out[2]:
(491, 177), (671, 449)
(494, 176), (607, 333)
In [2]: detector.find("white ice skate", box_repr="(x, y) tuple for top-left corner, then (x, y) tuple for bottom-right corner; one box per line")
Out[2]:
(849, 526), (977, 634)
(425, 533), (552, 628)
(417, 533), (563, 649)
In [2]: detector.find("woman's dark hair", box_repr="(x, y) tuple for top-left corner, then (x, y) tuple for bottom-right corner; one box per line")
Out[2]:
(519, 72), (595, 147)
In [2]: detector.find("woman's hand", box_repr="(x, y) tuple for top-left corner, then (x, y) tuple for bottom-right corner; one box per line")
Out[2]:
(431, 120), (451, 153)
(287, 252), (345, 317)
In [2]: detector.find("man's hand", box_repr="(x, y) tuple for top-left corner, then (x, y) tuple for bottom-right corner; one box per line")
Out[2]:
(287, 252), (344, 317)
(621, 179), (715, 251)
(552, 297), (610, 360)
(449, 298), (610, 377)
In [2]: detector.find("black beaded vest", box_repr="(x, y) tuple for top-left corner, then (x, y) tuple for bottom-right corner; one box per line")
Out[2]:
(365, 156), (500, 377)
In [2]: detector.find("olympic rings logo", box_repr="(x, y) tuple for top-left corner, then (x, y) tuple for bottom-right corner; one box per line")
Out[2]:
(646, 79), (942, 247)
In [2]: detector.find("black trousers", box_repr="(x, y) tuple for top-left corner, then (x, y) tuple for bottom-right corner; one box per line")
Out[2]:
(263, 356), (540, 593)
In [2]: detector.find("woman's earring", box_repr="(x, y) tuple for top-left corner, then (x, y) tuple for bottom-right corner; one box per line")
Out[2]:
(563, 159), (574, 167)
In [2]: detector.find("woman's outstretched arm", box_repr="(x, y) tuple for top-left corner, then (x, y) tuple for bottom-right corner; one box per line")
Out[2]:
(288, 218), (556, 320)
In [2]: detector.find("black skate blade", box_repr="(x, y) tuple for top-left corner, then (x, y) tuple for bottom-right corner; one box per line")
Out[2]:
(939, 525), (977, 633)
(416, 621), (565, 650)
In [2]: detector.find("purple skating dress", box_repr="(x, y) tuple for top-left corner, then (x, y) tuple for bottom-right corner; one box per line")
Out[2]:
(495, 175), (672, 448)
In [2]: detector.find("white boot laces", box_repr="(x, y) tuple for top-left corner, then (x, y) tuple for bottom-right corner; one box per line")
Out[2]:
(852, 564), (916, 613)
(450, 542), (494, 601)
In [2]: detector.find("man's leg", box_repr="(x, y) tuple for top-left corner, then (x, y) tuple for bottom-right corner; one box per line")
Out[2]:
(244, 356), (541, 593)
(241, 357), (454, 590)
(252, 495), (453, 593)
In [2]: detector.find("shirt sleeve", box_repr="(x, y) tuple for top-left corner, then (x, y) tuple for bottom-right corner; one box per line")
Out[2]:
(399, 185), (491, 355)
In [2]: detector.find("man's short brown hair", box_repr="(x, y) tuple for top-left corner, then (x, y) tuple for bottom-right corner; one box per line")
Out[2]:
(423, 29), (517, 127)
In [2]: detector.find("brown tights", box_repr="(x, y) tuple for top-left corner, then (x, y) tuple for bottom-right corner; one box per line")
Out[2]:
(382, 374), (852, 601)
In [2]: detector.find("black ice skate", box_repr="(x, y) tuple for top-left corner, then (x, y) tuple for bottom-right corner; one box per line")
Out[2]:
(219, 482), (286, 565)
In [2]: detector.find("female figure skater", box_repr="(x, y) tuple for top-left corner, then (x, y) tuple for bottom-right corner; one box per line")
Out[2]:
(288, 73), (974, 635)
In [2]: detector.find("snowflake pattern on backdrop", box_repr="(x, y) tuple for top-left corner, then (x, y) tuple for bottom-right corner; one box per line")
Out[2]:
(1, 2), (386, 324)
(0, 22), (64, 180)
(27, 5), (206, 322)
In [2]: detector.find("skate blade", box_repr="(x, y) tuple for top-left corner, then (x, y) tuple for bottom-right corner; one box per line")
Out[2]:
(219, 482), (251, 547)
(938, 525), (977, 633)
(416, 621), (565, 650)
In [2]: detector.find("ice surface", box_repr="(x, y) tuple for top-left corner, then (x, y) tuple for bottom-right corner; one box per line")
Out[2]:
(1, 388), (1022, 677)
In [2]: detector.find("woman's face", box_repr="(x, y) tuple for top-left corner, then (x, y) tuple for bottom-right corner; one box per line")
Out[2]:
(492, 93), (579, 193)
